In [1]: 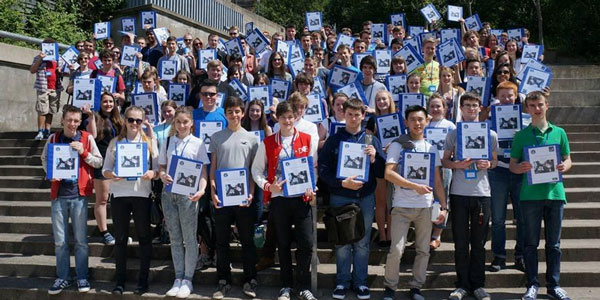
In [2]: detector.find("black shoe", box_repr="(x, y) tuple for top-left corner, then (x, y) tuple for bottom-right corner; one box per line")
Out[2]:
(409, 288), (425, 300)
(134, 285), (148, 295)
(515, 257), (526, 272)
(382, 287), (394, 300)
(112, 285), (124, 295)
(489, 257), (506, 272)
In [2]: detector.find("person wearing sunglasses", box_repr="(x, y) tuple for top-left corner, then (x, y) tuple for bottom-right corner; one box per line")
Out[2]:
(102, 106), (159, 296)
(187, 60), (236, 109)
(191, 79), (228, 125)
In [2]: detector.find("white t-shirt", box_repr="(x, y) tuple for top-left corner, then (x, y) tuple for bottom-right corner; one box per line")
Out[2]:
(159, 134), (210, 173)
(386, 138), (441, 208)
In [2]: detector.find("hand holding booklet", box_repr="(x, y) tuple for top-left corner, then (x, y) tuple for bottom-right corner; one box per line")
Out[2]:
(216, 168), (250, 207)
(46, 144), (79, 180)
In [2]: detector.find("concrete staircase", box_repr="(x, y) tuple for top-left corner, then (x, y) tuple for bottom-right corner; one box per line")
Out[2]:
(0, 65), (599, 299)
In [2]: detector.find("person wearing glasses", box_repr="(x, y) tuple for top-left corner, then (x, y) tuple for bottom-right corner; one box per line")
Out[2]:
(267, 52), (293, 82)
(229, 26), (240, 39)
(102, 106), (159, 296)
(186, 60), (236, 109)
(141, 28), (164, 67)
(66, 52), (93, 95)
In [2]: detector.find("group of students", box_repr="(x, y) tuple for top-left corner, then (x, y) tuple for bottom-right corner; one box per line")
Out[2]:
(33, 8), (573, 300)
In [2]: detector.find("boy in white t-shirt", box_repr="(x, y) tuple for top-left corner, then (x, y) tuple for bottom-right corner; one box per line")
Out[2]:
(382, 105), (448, 300)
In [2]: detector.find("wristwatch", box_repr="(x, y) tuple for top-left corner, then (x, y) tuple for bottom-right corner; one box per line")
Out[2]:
(440, 207), (448, 211)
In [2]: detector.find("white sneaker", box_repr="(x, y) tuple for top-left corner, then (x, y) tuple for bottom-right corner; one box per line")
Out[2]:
(127, 237), (133, 244)
(166, 279), (182, 296)
(34, 131), (44, 140)
(176, 279), (193, 298)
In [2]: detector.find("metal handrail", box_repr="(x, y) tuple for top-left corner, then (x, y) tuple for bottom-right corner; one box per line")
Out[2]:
(0, 30), (70, 50)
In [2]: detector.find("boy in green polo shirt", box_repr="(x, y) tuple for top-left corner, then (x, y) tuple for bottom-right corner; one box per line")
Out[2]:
(509, 91), (572, 300)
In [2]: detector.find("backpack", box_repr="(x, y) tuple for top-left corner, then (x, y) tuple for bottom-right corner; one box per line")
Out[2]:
(323, 203), (364, 245)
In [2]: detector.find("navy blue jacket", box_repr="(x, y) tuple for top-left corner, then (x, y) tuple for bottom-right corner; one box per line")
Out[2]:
(318, 128), (385, 198)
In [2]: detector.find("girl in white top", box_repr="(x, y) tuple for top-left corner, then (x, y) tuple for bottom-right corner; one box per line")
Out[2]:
(426, 94), (456, 250)
(318, 92), (347, 149)
(102, 106), (159, 295)
(158, 106), (209, 298)
(437, 66), (465, 123)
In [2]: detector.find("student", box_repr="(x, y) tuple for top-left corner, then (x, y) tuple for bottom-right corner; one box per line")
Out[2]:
(192, 79), (228, 124)
(442, 92), (498, 300)
(285, 24), (297, 41)
(389, 56), (407, 75)
(407, 74), (422, 94)
(157, 36), (191, 88)
(141, 28), (164, 67)
(412, 37), (439, 96)
(273, 92), (320, 161)
(91, 49), (127, 106)
(159, 106), (209, 298)
(66, 52), (93, 95)
(326, 45), (360, 81)
(382, 105), (448, 300)
(206, 33), (229, 66)
(426, 93), (456, 250)
(319, 98), (385, 300)
(41, 105), (103, 294)
(138, 69), (168, 105)
(210, 97), (260, 299)
(364, 90), (396, 246)
(267, 52), (293, 82)
(437, 66), (465, 123)
(80, 93), (123, 245)
(300, 33), (313, 57)
(318, 93), (348, 148)
(459, 59), (484, 90)
(228, 53), (255, 86)
(509, 91), (572, 300)
(360, 56), (388, 112)
(187, 60), (237, 108)
(153, 100), (177, 149)
(102, 106), (159, 295)
(242, 99), (273, 136)
(251, 101), (318, 300)
(486, 81), (529, 273)
(31, 38), (64, 140)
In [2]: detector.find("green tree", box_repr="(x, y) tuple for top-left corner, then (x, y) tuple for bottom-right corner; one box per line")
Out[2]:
(27, 1), (87, 45)
(255, 0), (328, 34)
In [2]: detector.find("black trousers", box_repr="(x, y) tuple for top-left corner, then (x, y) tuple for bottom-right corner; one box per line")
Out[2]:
(271, 196), (313, 290)
(450, 194), (491, 292)
(111, 196), (153, 287)
(214, 203), (257, 283)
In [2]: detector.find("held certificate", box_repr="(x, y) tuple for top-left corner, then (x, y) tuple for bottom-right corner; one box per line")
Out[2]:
(140, 11), (156, 29)
(216, 168), (250, 207)
(248, 85), (272, 114)
(46, 144), (79, 180)
(198, 49), (216, 70)
(425, 127), (449, 158)
(376, 113), (403, 147)
(447, 5), (463, 22)
(94, 22), (110, 40)
(457, 122), (492, 160)
(194, 121), (224, 153)
(250, 130), (265, 145)
(329, 65), (359, 88)
(42, 43), (58, 61)
(386, 74), (407, 102)
(168, 83), (189, 107)
(121, 45), (140, 68)
(337, 82), (368, 106)
(115, 142), (148, 178)
(519, 68), (553, 95)
(73, 78), (102, 111)
(167, 155), (204, 196)
(121, 17), (136, 33)
(303, 93), (325, 123)
(491, 105), (522, 141)
(280, 156), (316, 197)
(305, 11), (323, 32)
(336, 141), (370, 182)
(271, 78), (291, 100)
(61, 46), (79, 67)
(132, 93), (159, 125)
(524, 144), (562, 185)
(401, 152), (435, 188)
(159, 60), (178, 81)
(97, 75), (117, 93)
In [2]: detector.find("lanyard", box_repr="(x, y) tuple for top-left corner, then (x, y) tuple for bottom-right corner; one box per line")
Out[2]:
(125, 135), (142, 143)
(280, 131), (296, 159)
(175, 137), (191, 157)
(352, 132), (366, 143)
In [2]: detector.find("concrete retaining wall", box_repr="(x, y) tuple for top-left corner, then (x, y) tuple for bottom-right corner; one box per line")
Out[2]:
(0, 43), (67, 132)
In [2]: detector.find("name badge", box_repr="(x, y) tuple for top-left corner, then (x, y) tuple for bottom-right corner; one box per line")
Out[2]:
(45, 71), (52, 76)
(465, 170), (477, 179)
(126, 177), (137, 181)
(503, 149), (511, 159)
(428, 85), (436, 92)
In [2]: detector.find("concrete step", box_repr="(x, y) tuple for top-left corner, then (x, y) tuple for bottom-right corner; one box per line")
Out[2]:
(549, 65), (600, 78)
(548, 90), (600, 106)
(562, 132), (600, 142)
(570, 162), (600, 174)
(0, 253), (598, 289)
(0, 165), (45, 177)
(0, 232), (597, 264)
(570, 141), (600, 151)
(559, 124), (600, 133)
(0, 139), (46, 147)
(548, 107), (600, 124)
(0, 176), (50, 189)
(1, 276), (598, 300)
(551, 78), (600, 90)
(0, 147), (43, 156)
(564, 174), (600, 188)
(570, 151), (600, 162)
(0, 156), (41, 165)
(1, 216), (598, 240)
(0, 132), (38, 139)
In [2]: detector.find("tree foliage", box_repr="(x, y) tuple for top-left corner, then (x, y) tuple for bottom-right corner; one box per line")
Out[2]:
(28, 1), (88, 45)
(255, 0), (328, 32)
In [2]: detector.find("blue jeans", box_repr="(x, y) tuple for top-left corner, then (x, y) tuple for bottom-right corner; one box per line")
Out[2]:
(489, 167), (524, 259)
(521, 200), (564, 289)
(330, 193), (375, 289)
(162, 191), (199, 281)
(51, 196), (88, 281)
